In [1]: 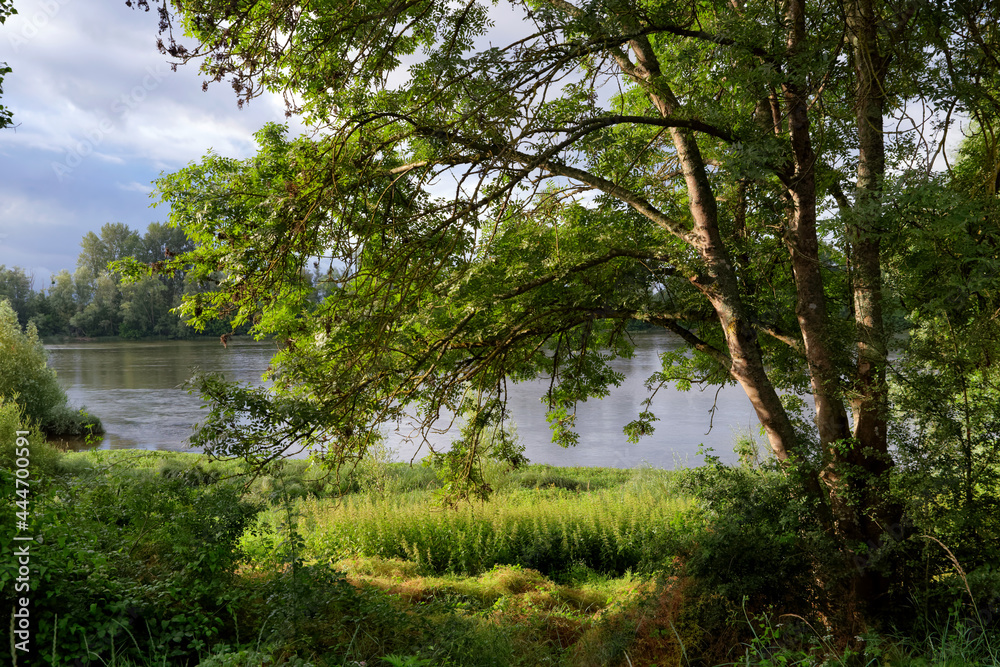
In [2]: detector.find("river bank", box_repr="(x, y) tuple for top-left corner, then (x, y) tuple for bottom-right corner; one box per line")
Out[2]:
(5, 444), (995, 666)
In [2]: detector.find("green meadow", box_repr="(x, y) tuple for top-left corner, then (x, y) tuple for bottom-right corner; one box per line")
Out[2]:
(4, 425), (999, 666)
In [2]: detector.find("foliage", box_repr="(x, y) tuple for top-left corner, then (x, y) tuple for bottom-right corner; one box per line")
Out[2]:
(252, 560), (418, 661)
(679, 455), (833, 610)
(198, 645), (316, 667)
(78, 222), (145, 277)
(0, 399), (61, 479)
(427, 414), (527, 504)
(729, 607), (1000, 667)
(0, 299), (103, 437)
(0, 0), (13, 130)
(0, 299), (65, 423)
(878, 170), (1000, 572)
(0, 452), (263, 665)
(730, 607), (840, 667)
(0, 265), (40, 326)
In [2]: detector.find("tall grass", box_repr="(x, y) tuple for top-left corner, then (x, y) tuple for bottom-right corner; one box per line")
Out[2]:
(242, 469), (691, 578)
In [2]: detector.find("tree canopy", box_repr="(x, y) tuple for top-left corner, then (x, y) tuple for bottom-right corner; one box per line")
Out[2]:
(130, 0), (1000, 623)
(0, 221), (233, 339)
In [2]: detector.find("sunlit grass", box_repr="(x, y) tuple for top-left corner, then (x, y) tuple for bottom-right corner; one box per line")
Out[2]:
(332, 557), (641, 612)
(240, 466), (691, 579)
(25, 450), (1000, 666)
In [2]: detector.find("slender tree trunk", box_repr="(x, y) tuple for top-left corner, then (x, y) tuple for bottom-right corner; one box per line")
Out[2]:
(848, 0), (889, 459)
(671, 126), (805, 462)
(801, 0), (901, 625)
(619, 34), (807, 464)
(845, 0), (897, 533)
(781, 0), (854, 494)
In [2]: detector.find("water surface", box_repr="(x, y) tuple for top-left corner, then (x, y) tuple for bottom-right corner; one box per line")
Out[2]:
(46, 332), (760, 467)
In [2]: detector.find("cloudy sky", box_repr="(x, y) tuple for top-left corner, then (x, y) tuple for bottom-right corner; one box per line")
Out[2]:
(0, 0), (301, 285)
(1, 0), (964, 289)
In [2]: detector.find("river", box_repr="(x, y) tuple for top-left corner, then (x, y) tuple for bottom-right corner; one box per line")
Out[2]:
(45, 332), (761, 467)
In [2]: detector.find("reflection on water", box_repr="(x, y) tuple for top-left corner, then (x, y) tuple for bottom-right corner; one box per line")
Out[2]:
(46, 332), (760, 467)
(46, 338), (278, 452)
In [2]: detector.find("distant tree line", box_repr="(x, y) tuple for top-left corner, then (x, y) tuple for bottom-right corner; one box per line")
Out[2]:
(0, 222), (249, 339)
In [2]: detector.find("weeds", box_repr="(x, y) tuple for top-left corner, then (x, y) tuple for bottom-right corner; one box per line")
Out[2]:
(242, 471), (689, 579)
(7, 448), (1000, 666)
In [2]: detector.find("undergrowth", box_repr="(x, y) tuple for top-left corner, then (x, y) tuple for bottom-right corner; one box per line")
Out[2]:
(4, 445), (999, 666)
(241, 477), (690, 578)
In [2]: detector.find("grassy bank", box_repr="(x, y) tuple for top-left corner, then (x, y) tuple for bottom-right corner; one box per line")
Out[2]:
(2, 444), (998, 666)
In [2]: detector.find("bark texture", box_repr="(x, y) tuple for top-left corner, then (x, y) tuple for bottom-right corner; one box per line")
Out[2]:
(619, 33), (804, 463)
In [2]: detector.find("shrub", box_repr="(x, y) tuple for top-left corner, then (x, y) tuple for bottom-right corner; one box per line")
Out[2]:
(0, 398), (61, 478)
(44, 404), (103, 440)
(254, 561), (416, 660)
(678, 457), (833, 610)
(0, 300), (65, 423)
(1, 459), (264, 665)
(0, 299), (104, 437)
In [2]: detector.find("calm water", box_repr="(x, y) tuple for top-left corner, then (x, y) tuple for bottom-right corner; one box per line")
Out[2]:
(46, 332), (760, 467)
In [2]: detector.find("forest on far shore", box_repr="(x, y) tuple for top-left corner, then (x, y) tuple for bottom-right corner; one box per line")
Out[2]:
(0, 221), (329, 340)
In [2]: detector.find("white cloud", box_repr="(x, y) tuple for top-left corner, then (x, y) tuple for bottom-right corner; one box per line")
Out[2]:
(0, 0), (306, 277)
(117, 181), (154, 194)
(0, 190), (74, 230)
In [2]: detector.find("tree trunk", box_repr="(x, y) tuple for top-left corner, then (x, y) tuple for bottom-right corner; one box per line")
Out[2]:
(672, 125), (804, 462)
(782, 0), (859, 513)
(846, 0), (893, 496)
(616, 34), (809, 465)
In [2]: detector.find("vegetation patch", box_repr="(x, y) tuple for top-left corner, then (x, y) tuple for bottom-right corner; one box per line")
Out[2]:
(0, 299), (103, 438)
(3, 448), (997, 665)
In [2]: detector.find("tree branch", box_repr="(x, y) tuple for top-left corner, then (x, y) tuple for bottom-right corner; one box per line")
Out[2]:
(648, 316), (733, 370)
(492, 249), (677, 302)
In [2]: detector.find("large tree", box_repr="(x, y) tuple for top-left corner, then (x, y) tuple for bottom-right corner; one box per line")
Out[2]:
(78, 223), (144, 278)
(131, 0), (999, 621)
(0, 266), (37, 326)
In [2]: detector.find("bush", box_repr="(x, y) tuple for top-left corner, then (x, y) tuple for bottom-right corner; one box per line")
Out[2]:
(44, 403), (103, 439)
(0, 300), (66, 424)
(0, 398), (61, 478)
(678, 457), (833, 610)
(0, 458), (264, 665)
(0, 299), (104, 437)
(254, 561), (416, 659)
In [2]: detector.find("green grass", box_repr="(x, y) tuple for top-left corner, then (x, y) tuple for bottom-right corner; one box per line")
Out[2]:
(240, 465), (691, 579)
(16, 449), (1000, 667)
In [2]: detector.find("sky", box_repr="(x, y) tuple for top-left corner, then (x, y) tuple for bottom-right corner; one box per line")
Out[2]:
(0, 0), (965, 289)
(0, 0), (301, 285)
(0, 0), (539, 288)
